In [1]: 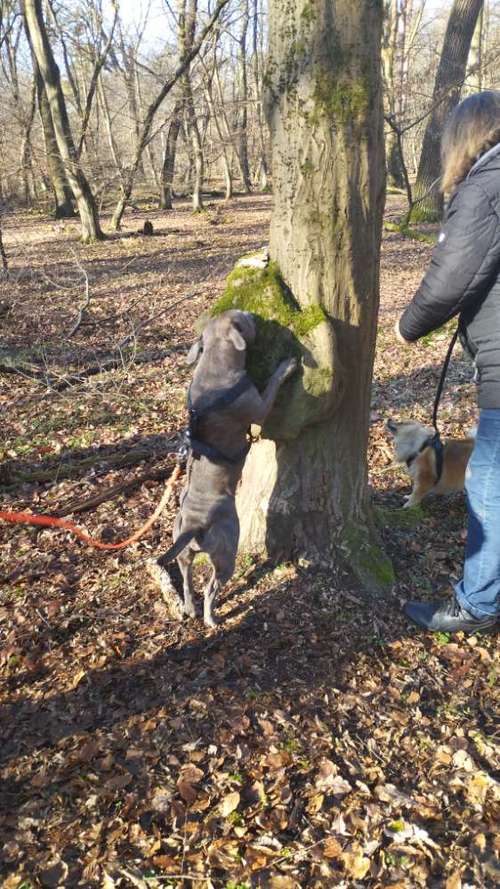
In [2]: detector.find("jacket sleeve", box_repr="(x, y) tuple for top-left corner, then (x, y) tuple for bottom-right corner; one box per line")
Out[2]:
(399, 181), (500, 341)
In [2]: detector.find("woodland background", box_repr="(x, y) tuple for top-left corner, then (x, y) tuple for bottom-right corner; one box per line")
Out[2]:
(0, 2), (499, 888)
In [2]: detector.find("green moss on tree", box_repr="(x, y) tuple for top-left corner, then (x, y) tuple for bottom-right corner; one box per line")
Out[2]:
(211, 261), (326, 389)
(313, 71), (370, 124)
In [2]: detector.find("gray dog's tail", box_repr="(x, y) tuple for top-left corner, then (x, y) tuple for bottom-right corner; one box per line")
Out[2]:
(160, 529), (199, 564)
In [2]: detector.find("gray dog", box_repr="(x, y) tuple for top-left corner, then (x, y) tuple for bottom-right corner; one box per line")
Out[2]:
(150, 309), (296, 627)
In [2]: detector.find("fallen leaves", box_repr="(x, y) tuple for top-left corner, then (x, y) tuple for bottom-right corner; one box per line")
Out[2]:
(219, 790), (240, 817)
(1, 201), (498, 888)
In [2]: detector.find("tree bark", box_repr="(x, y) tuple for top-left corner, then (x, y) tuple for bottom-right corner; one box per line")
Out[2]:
(412, 0), (483, 222)
(235, 0), (390, 590)
(160, 100), (184, 209)
(34, 63), (75, 218)
(180, 0), (204, 211)
(382, 0), (405, 189)
(237, 0), (252, 192)
(23, 0), (102, 239)
(252, 0), (269, 190)
(183, 78), (205, 211)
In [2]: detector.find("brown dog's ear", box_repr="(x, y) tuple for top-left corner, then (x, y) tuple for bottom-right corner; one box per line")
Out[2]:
(186, 338), (203, 365)
(228, 325), (247, 351)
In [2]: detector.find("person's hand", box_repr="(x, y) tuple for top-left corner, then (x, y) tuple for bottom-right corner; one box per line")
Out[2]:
(394, 318), (412, 345)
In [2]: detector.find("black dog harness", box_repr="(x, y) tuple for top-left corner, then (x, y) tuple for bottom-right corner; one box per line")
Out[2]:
(406, 432), (444, 480)
(181, 374), (253, 465)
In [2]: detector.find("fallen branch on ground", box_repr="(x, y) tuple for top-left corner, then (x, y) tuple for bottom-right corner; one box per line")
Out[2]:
(0, 437), (178, 488)
(52, 463), (177, 517)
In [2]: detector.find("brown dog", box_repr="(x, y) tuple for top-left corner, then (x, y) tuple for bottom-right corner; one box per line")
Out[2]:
(386, 419), (475, 507)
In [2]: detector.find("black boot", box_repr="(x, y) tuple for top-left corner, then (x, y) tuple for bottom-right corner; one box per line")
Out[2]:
(404, 596), (498, 634)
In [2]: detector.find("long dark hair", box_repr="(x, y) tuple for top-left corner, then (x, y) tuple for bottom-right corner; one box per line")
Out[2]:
(441, 90), (500, 193)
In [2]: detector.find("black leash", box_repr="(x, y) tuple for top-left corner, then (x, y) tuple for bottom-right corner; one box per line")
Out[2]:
(432, 325), (460, 435)
(428, 324), (460, 481)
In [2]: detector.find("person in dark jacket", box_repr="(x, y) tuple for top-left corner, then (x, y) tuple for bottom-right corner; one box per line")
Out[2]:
(397, 90), (500, 634)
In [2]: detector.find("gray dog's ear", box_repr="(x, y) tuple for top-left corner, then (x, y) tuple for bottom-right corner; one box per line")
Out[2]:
(228, 326), (246, 351)
(186, 338), (203, 365)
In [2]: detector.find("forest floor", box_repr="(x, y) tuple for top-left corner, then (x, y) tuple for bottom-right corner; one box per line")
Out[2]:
(0, 195), (498, 889)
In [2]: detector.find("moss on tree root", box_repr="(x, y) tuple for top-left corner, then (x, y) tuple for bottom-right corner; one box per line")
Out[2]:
(341, 520), (395, 592)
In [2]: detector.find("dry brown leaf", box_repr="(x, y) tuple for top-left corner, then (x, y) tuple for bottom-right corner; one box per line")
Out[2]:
(323, 836), (343, 859)
(342, 849), (371, 879)
(306, 792), (324, 815)
(176, 779), (198, 804)
(219, 790), (240, 817)
(466, 772), (495, 808)
(445, 871), (462, 889)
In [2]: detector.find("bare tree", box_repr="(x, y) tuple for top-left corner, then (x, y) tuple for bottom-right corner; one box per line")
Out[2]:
(180, 0), (205, 210)
(22, 0), (103, 240)
(159, 99), (184, 208)
(34, 61), (75, 217)
(110, 0), (230, 230)
(237, 0), (251, 192)
(411, 0), (484, 221)
(234, 0), (390, 588)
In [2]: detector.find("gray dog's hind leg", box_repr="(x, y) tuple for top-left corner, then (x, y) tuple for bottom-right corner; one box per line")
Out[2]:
(203, 567), (220, 628)
(177, 547), (197, 618)
(203, 556), (235, 627)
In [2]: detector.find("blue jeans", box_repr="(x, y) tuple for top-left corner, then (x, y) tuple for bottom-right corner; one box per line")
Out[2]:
(455, 409), (500, 619)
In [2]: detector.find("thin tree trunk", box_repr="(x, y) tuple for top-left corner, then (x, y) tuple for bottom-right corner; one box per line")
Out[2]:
(19, 74), (37, 206)
(237, 0), (251, 192)
(98, 77), (124, 179)
(23, 0), (102, 240)
(468, 5), (483, 92)
(0, 211), (8, 273)
(160, 100), (183, 209)
(204, 79), (233, 199)
(213, 61), (249, 189)
(412, 0), (483, 222)
(183, 78), (204, 211)
(252, 0), (268, 191)
(110, 0), (229, 230)
(76, 2), (118, 161)
(34, 63), (75, 217)
(235, 0), (390, 590)
(382, 0), (405, 189)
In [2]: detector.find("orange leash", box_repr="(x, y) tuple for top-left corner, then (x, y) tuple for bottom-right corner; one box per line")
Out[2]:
(0, 464), (182, 551)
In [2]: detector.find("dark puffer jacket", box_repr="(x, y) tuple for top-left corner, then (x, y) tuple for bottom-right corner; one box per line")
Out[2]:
(399, 143), (500, 409)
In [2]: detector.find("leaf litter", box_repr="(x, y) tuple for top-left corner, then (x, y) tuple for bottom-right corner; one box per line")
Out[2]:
(0, 195), (498, 887)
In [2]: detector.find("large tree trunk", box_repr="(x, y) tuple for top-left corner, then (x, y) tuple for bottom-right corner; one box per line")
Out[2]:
(411, 0), (483, 222)
(34, 65), (75, 218)
(235, 0), (390, 590)
(160, 100), (183, 209)
(23, 0), (102, 240)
